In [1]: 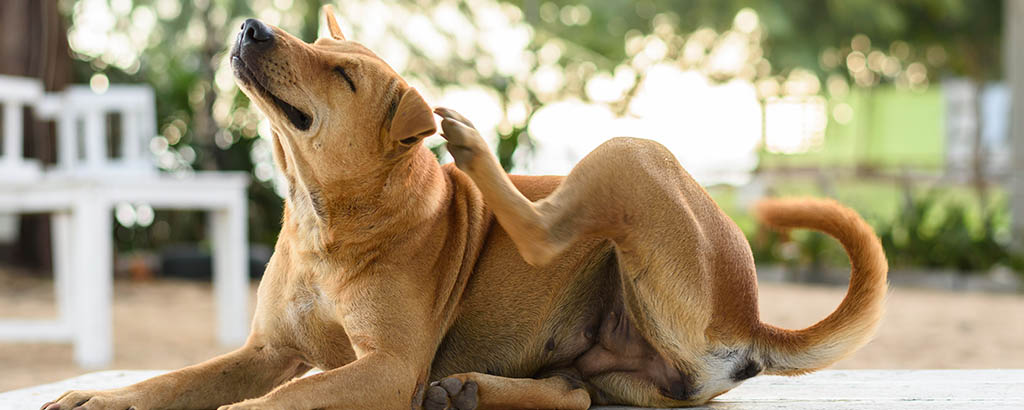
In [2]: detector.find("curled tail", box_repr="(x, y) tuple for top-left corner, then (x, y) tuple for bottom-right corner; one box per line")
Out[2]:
(752, 198), (888, 375)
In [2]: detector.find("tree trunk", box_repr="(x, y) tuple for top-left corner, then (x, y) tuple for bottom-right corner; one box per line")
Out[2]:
(192, 1), (222, 171)
(0, 0), (72, 274)
(969, 79), (988, 208)
(1007, 0), (1024, 249)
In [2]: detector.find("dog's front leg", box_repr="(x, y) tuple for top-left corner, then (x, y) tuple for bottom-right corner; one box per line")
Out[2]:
(219, 350), (422, 410)
(42, 342), (308, 410)
(218, 278), (437, 410)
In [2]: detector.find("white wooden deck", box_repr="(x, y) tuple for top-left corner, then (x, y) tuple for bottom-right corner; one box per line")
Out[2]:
(1, 370), (1021, 409)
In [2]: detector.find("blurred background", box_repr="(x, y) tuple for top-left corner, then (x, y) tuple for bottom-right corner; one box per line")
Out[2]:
(2, 0), (1023, 392)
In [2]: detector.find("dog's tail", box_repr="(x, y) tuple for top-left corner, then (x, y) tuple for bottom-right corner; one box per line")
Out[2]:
(752, 198), (888, 375)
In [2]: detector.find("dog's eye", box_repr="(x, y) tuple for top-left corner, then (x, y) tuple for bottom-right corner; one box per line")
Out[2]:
(333, 67), (356, 93)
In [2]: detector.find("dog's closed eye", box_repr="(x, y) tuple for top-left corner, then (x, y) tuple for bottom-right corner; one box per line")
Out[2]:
(334, 66), (356, 92)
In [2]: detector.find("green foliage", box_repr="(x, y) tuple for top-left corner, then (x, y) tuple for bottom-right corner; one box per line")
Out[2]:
(507, 0), (1002, 86)
(748, 188), (1023, 275)
(69, 0), (1010, 272)
(497, 126), (526, 171)
(67, 0), (325, 250)
(747, 224), (783, 265)
(878, 189), (1021, 273)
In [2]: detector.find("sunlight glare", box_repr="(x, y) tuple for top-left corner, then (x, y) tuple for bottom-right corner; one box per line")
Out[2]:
(526, 64), (763, 185)
(734, 9), (759, 34)
(89, 73), (110, 94)
(765, 96), (827, 154)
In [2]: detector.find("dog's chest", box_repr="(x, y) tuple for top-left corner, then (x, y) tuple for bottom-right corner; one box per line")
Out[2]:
(283, 282), (327, 323)
(278, 281), (356, 369)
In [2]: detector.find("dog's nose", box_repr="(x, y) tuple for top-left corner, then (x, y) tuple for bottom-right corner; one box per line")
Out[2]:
(240, 18), (274, 45)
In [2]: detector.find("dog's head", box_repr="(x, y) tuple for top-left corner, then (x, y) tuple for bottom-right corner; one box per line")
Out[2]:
(230, 6), (437, 228)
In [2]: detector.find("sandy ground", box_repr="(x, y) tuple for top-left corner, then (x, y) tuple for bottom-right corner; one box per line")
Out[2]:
(2, 270), (1023, 392)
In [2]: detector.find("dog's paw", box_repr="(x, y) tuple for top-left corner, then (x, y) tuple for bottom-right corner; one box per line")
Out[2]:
(435, 107), (489, 172)
(41, 389), (137, 410)
(424, 376), (478, 410)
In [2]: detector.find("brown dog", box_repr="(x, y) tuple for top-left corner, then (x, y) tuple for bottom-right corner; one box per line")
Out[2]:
(42, 6), (887, 410)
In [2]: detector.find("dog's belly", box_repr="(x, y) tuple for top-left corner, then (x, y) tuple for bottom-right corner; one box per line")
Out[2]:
(429, 227), (616, 380)
(428, 226), (707, 402)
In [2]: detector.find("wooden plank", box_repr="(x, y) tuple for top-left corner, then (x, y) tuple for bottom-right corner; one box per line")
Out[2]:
(684, 370), (1024, 410)
(1, 370), (1021, 409)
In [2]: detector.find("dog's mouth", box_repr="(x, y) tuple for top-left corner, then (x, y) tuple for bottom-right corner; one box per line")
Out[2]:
(231, 55), (312, 131)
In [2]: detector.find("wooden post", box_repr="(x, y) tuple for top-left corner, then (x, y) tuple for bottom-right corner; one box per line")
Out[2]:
(1008, 0), (1024, 247)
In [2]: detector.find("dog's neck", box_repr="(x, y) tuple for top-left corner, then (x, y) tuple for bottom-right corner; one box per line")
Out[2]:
(281, 146), (447, 259)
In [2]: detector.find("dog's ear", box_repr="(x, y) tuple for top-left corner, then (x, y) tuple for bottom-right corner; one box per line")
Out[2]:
(322, 5), (346, 40)
(389, 87), (436, 145)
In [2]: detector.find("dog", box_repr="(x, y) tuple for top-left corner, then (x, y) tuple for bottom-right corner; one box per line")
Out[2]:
(43, 6), (887, 410)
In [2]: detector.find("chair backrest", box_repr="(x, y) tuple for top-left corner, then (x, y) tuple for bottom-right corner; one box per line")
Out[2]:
(0, 75), (44, 180)
(35, 85), (157, 175)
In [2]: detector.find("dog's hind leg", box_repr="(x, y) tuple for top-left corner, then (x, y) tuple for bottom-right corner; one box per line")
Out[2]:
(436, 108), (739, 275)
(437, 107), (652, 267)
(438, 107), (762, 404)
(424, 372), (591, 410)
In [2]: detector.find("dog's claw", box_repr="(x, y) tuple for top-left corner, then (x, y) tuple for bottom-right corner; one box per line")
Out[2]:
(434, 107), (475, 128)
(436, 112), (489, 171)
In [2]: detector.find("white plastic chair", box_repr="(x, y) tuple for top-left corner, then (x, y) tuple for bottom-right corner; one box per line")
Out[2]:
(35, 85), (157, 176)
(0, 75), (250, 368)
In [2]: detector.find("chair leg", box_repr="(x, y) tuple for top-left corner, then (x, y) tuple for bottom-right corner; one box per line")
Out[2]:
(210, 196), (249, 347)
(71, 197), (113, 369)
(51, 212), (73, 330)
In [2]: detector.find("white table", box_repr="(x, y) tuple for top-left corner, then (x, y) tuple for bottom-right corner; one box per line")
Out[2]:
(1, 370), (1021, 409)
(0, 172), (250, 368)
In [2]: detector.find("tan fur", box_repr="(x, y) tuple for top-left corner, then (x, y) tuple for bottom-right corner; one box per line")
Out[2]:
(752, 199), (889, 375)
(322, 5), (345, 41)
(42, 8), (887, 410)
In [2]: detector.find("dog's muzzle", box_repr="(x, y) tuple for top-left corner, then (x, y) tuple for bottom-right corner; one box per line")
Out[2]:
(230, 18), (313, 131)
